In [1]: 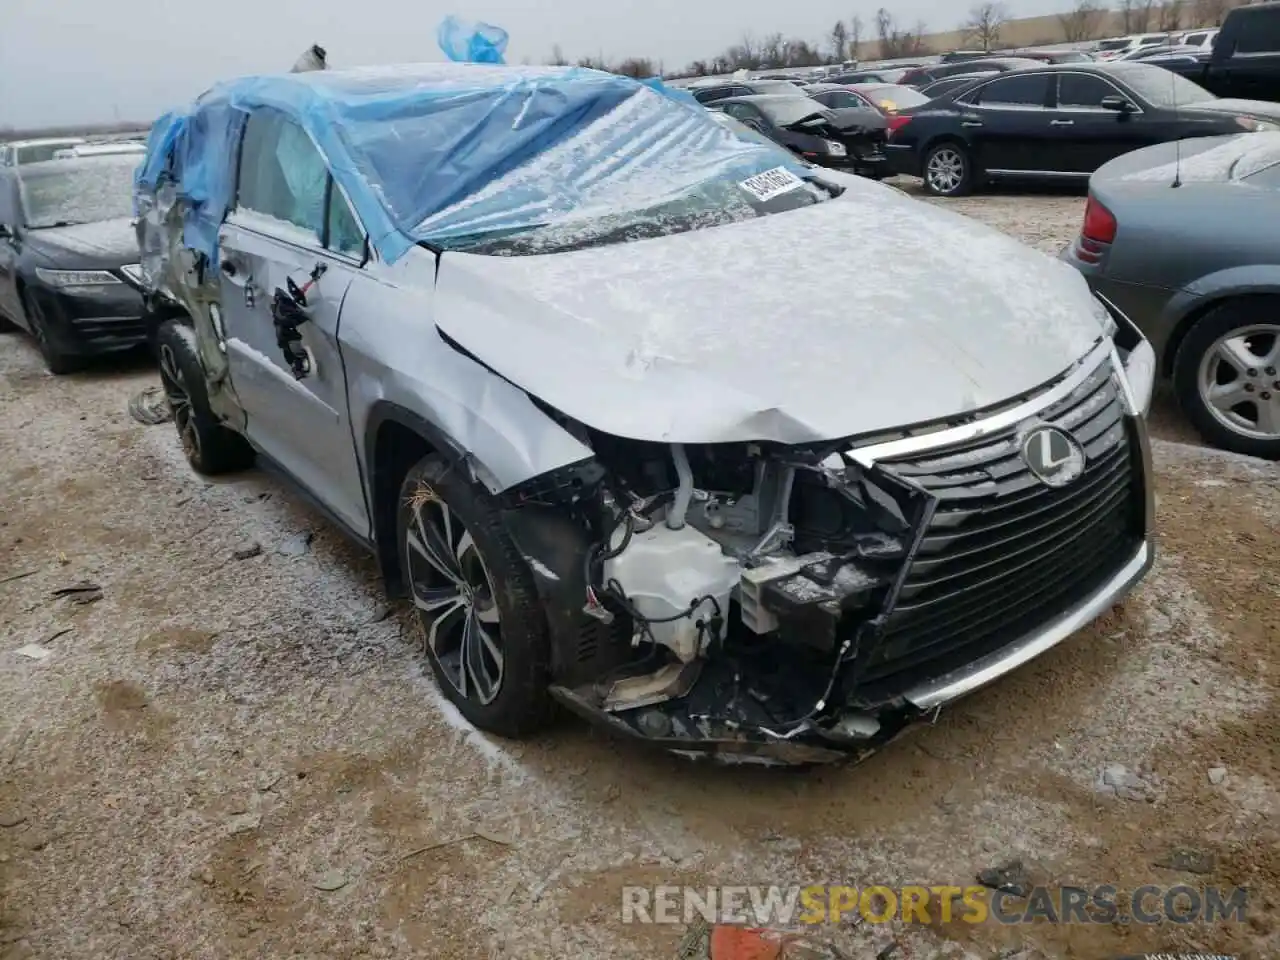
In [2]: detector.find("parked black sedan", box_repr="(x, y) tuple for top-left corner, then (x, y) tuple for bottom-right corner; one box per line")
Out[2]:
(897, 57), (1043, 88)
(884, 62), (1280, 196)
(0, 155), (146, 373)
(711, 94), (889, 178)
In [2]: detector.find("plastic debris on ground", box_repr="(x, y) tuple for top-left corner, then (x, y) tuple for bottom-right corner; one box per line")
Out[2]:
(127, 385), (173, 425)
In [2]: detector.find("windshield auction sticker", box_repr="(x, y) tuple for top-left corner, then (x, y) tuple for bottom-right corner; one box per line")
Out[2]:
(738, 166), (804, 202)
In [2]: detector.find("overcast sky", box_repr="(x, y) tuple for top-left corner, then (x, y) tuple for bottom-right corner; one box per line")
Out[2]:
(1, 0), (1065, 128)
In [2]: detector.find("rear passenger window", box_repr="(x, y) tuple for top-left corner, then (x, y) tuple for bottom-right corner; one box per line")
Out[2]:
(1234, 13), (1280, 54)
(976, 74), (1051, 107)
(1058, 74), (1120, 108)
(237, 108), (367, 256)
(238, 109), (327, 240)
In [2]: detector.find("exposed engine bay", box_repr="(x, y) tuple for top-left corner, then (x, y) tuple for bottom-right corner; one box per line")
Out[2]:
(502, 428), (936, 766)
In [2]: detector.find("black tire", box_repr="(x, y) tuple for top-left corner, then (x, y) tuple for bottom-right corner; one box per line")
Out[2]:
(0, 312), (16, 333)
(922, 140), (973, 197)
(155, 319), (255, 474)
(397, 454), (553, 737)
(21, 289), (84, 375)
(1173, 297), (1280, 460)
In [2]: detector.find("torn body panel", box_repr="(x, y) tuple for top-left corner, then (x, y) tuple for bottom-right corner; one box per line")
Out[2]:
(515, 344), (1154, 765)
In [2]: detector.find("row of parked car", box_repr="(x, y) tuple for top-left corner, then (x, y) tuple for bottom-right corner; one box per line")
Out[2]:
(0, 53), (1271, 766)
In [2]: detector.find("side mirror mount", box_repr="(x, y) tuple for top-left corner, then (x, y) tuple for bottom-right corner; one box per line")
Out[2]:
(1100, 95), (1138, 115)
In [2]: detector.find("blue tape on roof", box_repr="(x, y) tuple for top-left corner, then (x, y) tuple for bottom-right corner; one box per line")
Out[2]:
(134, 63), (809, 265)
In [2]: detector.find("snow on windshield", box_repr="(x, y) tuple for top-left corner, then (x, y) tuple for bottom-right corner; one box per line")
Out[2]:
(1110, 62), (1216, 105)
(21, 155), (138, 227)
(1121, 131), (1280, 183)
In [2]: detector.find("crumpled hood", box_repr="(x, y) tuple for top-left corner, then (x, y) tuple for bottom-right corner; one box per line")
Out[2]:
(433, 180), (1106, 444)
(823, 107), (889, 133)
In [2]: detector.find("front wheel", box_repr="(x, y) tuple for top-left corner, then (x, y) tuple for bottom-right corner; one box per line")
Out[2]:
(397, 454), (553, 737)
(22, 290), (84, 375)
(923, 141), (973, 197)
(155, 319), (255, 474)
(1173, 298), (1280, 460)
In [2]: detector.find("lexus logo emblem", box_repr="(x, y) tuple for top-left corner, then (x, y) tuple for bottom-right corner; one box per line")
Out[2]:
(1020, 424), (1086, 487)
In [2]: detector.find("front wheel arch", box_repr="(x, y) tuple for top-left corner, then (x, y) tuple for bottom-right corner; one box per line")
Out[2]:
(1162, 291), (1280, 378)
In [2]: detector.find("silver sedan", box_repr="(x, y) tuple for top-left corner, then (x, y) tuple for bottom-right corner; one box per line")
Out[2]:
(1064, 132), (1280, 459)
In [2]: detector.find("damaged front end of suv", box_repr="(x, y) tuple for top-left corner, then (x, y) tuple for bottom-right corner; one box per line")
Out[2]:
(502, 336), (1154, 766)
(134, 63), (1156, 766)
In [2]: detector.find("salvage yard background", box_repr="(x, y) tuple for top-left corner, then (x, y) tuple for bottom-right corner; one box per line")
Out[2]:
(1, 183), (1277, 960)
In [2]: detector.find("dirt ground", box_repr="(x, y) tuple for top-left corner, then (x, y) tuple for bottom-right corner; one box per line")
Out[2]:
(1, 186), (1277, 960)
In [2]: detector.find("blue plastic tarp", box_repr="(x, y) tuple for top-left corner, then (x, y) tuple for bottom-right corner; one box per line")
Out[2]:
(437, 16), (508, 64)
(135, 63), (810, 266)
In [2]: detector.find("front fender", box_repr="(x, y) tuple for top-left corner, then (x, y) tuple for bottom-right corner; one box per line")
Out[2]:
(339, 258), (594, 494)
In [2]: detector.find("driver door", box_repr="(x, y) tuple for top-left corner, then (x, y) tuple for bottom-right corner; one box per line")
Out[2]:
(217, 108), (371, 535)
(0, 175), (24, 328)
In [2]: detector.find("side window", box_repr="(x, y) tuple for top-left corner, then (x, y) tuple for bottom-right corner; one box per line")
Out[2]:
(694, 88), (727, 104)
(237, 109), (328, 240)
(326, 184), (365, 258)
(975, 74), (1051, 107)
(1234, 13), (1280, 54)
(1057, 74), (1122, 108)
(722, 103), (757, 124)
(1244, 162), (1280, 188)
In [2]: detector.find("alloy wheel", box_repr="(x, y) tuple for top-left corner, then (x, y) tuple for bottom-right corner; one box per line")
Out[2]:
(1197, 323), (1280, 441)
(158, 343), (201, 462)
(926, 147), (965, 195)
(404, 490), (505, 705)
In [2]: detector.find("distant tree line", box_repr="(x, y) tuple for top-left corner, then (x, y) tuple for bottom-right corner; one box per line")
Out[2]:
(546, 0), (1248, 79)
(0, 120), (149, 140)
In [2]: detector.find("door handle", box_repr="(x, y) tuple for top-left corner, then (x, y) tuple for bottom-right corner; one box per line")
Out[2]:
(1050, 119), (1075, 126)
(960, 120), (984, 128)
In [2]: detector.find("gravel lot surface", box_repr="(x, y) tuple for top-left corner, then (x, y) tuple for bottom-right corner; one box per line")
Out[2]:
(1, 186), (1277, 960)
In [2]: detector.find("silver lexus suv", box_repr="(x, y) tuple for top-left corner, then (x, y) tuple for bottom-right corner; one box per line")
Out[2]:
(134, 63), (1157, 765)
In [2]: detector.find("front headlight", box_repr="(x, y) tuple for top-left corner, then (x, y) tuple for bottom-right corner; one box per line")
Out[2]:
(35, 268), (122, 288)
(824, 139), (847, 156)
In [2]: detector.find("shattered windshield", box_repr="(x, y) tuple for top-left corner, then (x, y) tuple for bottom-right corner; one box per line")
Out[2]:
(19, 155), (138, 228)
(446, 167), (833, 256)
(412, 83), (827, 257)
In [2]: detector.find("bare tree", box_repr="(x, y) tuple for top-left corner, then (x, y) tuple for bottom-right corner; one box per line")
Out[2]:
(547, 44), (568, 66)
(963, 2), (1010, 51)
(850, 14), (864, 58)
(1058, 0), (1106, 40)
(614, 57), (656, 78)
(726, 32), (763, 69)
(1159, 0), (1185, 29)
(908, 20), (931, 54)
(1139, 0), (1159, 29)
(876, 7), (904, 58)
(759, 32), (785, 66)
(1118, 0), (1156, 31)
(830, 20), (850, 61)
(1192, 0), (1230, 23)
